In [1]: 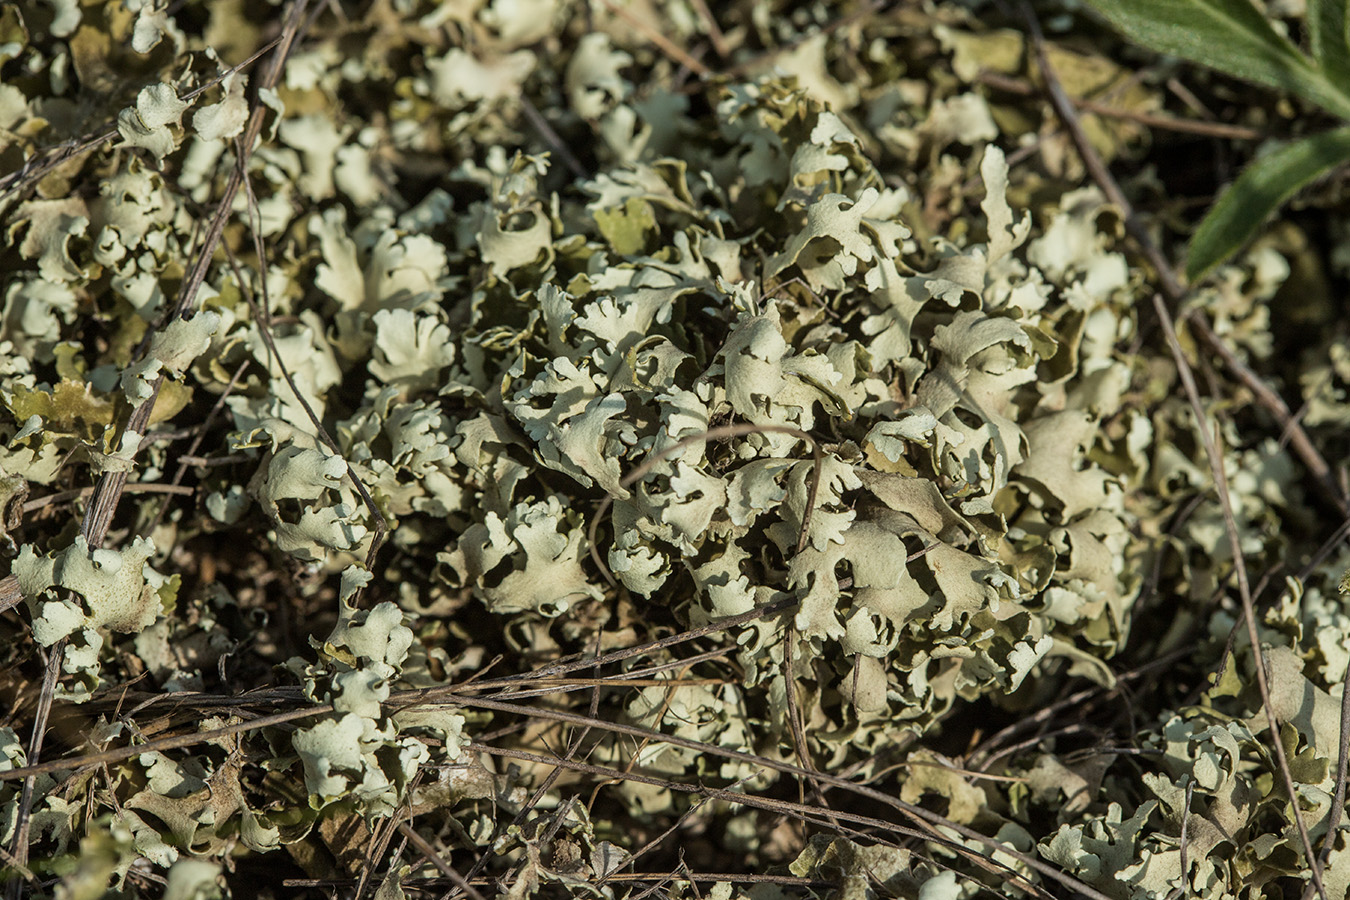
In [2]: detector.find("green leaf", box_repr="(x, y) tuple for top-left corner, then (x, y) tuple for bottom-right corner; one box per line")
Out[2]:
(1187, 126), (1350, 279)
(1308, 0), (1350, 92)
(1080, 0), (1350, 119)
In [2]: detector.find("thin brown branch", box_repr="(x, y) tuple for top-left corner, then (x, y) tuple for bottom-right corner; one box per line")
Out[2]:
(0, 610), (778, 780)
(4, 639), (64, 900)
(965, 646), (1195, 772)
(782, 629), (817, 801)
(976, 70), (1264, 141)
(597, 0), (710, 78)
(77, 0), (312, 552)
(496, 597), (796, 684)
(688, 0), (731, 59)
(1179, 780), (1195, 900)
(1025, 16), (1350, 891)
(355, 802), (410, 900)
(399, 821), (487, 900)
(146, 359), (251, 534)
(456, 697), (1116, 900)
(466, 743), (1052, 900)
(1, 663), (1097, 900)
(1185, 323), (1348, 517)
(1153, 293), (1327, 900)
(1305, 656), (1350, 900)
(596, 788), (722, 886)
(603, 873), (828, 886)
(519, 96), (587, 180)
(492, 674), (730, 697)
(0, 702), (331, 784)
(1019, 2), (1184, 298)
(0, 35), (285, 201)
(20, 482), (196, 517)
(0, 579), (871, 785)
(285, 871), (835, 889)
(0, 846), (33, 886)
(233, 132), (387, 581)
(2, 488), (195, 614)
(441, 630), (610, 900)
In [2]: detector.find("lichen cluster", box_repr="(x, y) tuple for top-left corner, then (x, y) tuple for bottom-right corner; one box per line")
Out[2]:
(2, 1), (1350, 898)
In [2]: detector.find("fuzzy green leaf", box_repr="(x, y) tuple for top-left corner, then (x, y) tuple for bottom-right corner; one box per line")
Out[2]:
(1308, 0), (1350, 92)
(1187, 126), (1350, 280)
(1081, 0), (1350, 119)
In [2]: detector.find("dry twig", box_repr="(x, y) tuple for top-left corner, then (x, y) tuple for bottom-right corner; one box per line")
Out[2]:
(233, 134), (388, 577)
(1155, 294), (1327, 900)
(596, 0), (710, 78)
(400, 821), (488, 900)
(0, 37), (285, 201)
(977, 70), (1264, 141)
